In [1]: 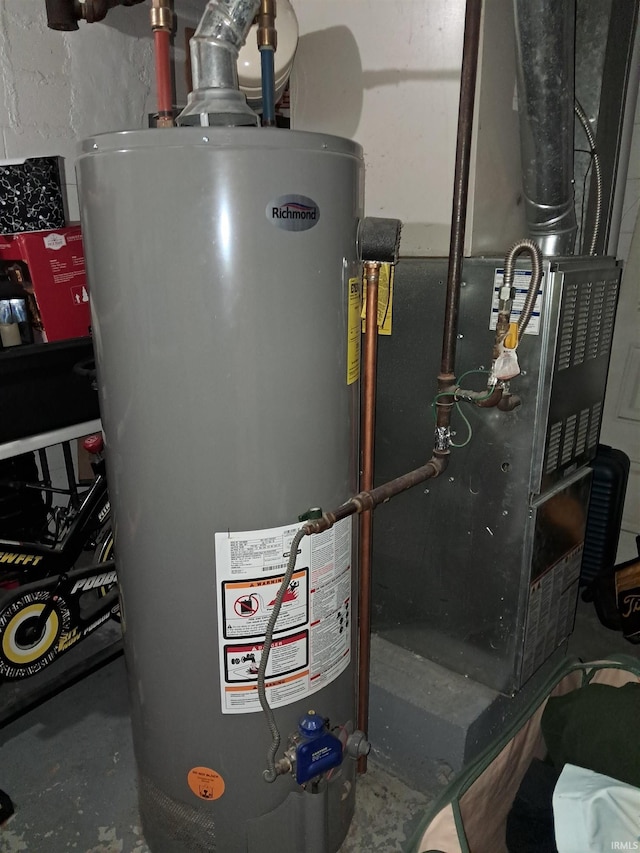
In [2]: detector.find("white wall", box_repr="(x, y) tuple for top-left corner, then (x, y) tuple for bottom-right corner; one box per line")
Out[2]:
(289, 0), (527, 257)
(601, 90), (640, 561)
(0, 0), (155, 220)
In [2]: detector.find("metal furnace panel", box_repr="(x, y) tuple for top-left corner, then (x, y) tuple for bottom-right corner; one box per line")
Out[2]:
(371, 256), (620, 693)
(535, 259), (621, 494)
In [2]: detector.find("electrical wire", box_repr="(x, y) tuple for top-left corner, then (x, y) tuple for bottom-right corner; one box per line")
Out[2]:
(450, 403), (473, 448)
(574, 98), (602, 256)
(258, 526), (307, 782)
(431, 371), (492, 448)
(577, 155), (594, 255)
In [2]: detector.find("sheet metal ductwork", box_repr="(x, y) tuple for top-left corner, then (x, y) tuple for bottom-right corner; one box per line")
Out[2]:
(177, 0), (261, 126)
(513, 0), (578, 256)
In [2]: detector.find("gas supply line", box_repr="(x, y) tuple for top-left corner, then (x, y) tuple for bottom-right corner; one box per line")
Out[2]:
(434, 237), (544, 423)
(256, 0), (530, 785)
(152, 0), (538, 787)
(258, 224), (543, 784)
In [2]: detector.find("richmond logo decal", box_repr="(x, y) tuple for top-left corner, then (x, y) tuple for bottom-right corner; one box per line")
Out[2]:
(267, 195), (320, 232)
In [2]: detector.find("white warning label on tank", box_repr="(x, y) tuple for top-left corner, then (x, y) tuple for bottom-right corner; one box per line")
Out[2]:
(215, 518), (352, 714)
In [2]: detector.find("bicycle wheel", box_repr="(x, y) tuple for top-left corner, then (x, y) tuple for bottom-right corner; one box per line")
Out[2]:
(86, 523), (120, 623)
(0, 590), (70, 678)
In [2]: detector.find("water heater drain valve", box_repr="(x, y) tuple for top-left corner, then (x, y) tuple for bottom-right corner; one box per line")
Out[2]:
(284, 711), (345, 785)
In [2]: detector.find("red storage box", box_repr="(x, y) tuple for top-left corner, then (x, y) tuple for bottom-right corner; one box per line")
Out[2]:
(0, 226), (91, 342)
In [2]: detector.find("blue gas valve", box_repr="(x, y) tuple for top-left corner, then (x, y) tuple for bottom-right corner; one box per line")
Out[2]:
(294, 711), (343, 784)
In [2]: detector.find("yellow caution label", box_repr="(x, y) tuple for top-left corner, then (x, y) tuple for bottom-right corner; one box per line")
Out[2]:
(361, 263), (394, 335)
(347, 276), (361, 385)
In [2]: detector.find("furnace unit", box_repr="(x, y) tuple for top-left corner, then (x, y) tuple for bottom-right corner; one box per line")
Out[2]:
(372, 254), (621, 693)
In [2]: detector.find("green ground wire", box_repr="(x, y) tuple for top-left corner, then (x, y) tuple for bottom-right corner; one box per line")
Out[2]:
(431, 368), (493, 448)
(450, 403), (472, 448)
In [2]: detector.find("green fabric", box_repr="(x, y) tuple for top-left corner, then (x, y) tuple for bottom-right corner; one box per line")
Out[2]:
(541, 682), (640, 788)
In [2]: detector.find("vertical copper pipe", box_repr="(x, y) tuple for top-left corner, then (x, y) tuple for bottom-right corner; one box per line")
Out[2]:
(439, 0), (483, 386)
(154, 30), (174, 124)
(151, 1), (174, 128)
(358, 260), (381, 774)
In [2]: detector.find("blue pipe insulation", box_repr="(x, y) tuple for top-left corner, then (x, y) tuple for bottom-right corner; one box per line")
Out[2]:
(260, 46), (276, 125)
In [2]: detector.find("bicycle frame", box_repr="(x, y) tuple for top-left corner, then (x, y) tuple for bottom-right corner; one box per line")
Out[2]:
(0, 455), (117, 680)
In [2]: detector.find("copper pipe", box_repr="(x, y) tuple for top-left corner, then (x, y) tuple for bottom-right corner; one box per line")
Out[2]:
(154, 30), (174, 125)
(302, 455), (448, 538)
(358, 261), (381, 774)
(440, 0), (483, 382)
(151, 0), (174, 128)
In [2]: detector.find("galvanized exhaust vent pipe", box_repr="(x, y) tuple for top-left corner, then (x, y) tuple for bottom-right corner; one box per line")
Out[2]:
(177, 0), (261, 127)
(513, 0), (577, 256)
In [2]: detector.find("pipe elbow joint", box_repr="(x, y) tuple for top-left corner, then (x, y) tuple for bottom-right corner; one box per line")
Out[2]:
(498, 394), (522, 412)
(430, 452), (450, 476)
(474, 386), (503, 409)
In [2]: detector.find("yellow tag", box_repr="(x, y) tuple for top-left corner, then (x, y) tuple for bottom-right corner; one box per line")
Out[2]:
(361, 263), (394, 335)
(504, 321), (519, 349)
(347, 276), (361, 385)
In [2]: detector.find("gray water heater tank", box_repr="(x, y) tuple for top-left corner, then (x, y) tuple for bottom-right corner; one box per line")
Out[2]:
(76, 127), (364, 853)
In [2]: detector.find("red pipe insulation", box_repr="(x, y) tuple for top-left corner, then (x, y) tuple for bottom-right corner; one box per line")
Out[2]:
(154, 28), (173, 121)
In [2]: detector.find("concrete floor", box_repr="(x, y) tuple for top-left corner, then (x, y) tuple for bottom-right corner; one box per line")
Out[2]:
(0, 597), (637, 853)
(0, 651), (437, 853)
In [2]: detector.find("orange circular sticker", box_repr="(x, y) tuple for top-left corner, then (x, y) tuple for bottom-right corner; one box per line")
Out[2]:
(187, 767), (225, 801)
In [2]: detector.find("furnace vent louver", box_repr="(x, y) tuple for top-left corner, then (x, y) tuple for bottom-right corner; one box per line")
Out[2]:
(540, 267), (620, 487)
(556, 278), (618, 372)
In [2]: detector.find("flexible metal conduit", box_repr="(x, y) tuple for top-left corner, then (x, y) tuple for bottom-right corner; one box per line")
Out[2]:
(574, 99), (603, 256)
